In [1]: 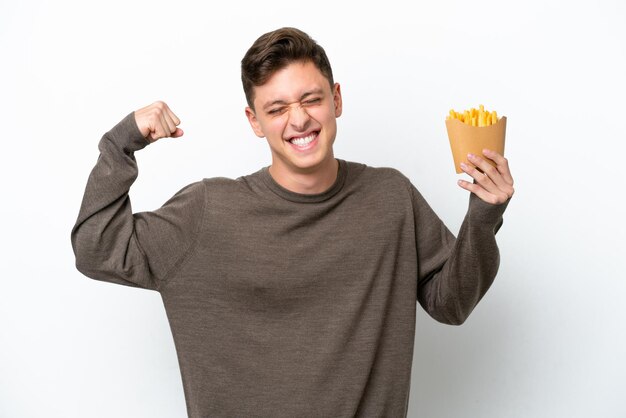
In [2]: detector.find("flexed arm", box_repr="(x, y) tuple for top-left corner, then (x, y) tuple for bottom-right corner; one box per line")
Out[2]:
(71, 102), (204, 291)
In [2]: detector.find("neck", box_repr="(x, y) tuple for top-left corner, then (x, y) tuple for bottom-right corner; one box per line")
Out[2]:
(269, 158), (339, 194)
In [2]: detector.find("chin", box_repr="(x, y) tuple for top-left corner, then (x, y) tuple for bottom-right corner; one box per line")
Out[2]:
(294, 155), (334, 172)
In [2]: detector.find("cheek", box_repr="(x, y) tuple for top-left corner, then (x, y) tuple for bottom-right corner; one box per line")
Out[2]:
(322, 109), (338, 130)
(269, 115), (288, 133)
(310, 106), (336, 125)
(259, 116), (287, 138)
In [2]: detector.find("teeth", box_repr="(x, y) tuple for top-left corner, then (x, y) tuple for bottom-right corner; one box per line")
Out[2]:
(290, 133), (316, 146)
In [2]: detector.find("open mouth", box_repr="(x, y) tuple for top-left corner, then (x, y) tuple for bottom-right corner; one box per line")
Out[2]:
(287, 131), (319, 148)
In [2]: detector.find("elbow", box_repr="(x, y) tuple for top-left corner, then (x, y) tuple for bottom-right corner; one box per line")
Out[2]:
(74, 246), (96, 277)
(72, 240), (99, 279)
(75, 259), (95, 280)
(423, 296), (474, 326)
(71, 226), (104, 279)
(71, 228), (151, 290)
(438, 314), (466, 326)
(434, 308), (471, 326)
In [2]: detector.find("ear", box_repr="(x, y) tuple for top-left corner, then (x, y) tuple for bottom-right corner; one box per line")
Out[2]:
(333, 83), (343, 118)
(245, 106), (265, 138)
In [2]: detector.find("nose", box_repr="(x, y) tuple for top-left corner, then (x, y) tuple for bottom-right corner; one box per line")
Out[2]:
(288, 104), (311, 132)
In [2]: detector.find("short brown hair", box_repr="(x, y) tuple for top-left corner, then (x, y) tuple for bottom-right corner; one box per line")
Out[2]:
(241, 27), (334, 109)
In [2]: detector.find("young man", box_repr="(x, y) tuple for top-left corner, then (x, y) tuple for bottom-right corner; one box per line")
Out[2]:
(72, 27), (513, 418)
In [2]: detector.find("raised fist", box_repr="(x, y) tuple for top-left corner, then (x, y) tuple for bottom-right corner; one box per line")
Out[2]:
(134, 101), (183, 143)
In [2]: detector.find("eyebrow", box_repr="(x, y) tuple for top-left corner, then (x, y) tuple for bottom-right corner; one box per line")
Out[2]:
(262, 88), (325, 111)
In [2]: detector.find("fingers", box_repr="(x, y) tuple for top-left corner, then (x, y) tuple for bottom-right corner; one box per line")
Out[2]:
(482, 149), (514, 186)
(467, 153), (503, 191)
(162, 109), (178, 136)
(134, 101), (183, 142)
(457, 178), (497, 204)
(162, 106), (184, 138)
(459, 151), (514, 205)
(470, 151), (514, 197)
(460, 159), (500, 197)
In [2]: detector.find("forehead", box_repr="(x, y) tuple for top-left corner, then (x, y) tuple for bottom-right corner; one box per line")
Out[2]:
(253, 61), (331, 107)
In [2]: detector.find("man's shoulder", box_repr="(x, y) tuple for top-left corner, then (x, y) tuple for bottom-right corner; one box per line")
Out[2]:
(196, 172), (268, 205)
(199, 176), (249, 198)
(200, 176), (239, 187)
(344, 160), (412, 191)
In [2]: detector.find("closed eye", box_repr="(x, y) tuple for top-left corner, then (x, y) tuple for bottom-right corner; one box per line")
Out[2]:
(268, 107), (286, 115)
(304, 98), (321, 105)
(266, 97), (321, 115)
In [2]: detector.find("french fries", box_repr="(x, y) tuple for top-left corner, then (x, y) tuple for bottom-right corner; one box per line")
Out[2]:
(447, 104), (499, 127)
(445, 105), (506, 173)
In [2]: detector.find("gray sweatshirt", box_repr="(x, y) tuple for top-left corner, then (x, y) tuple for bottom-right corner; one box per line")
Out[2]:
(71, 113), (509, 418)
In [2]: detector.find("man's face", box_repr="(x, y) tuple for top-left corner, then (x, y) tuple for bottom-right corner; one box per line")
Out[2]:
(245, 61), (342, 178)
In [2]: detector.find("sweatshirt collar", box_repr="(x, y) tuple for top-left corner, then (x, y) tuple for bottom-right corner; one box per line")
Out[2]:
(260, 159), (348, 203)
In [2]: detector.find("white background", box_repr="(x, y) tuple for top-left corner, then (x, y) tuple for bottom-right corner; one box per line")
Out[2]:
(1, 0), (625, 417)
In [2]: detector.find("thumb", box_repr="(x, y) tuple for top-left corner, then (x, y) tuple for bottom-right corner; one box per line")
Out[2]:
(172, 128), (184, 138)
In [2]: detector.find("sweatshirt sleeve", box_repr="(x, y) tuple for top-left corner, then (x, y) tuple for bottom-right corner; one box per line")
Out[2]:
(411, 184), (509, 325)
(70, 113), (205, 291)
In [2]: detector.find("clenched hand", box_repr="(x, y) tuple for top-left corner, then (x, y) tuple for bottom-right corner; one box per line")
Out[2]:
(134, 101), (183, 143)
